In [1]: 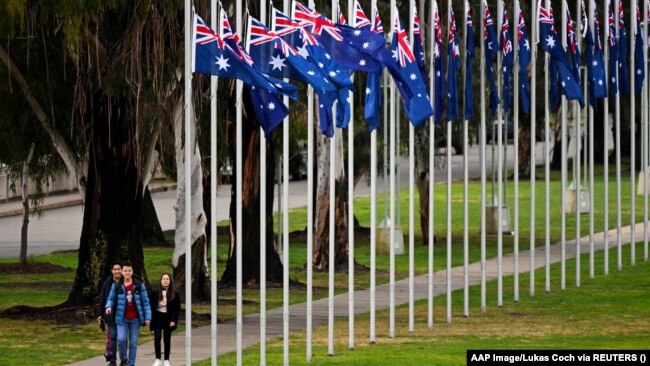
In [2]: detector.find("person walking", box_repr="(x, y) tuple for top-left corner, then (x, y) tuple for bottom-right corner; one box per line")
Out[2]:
(96, 261), (123, 366)
(149, 273), (181, 366)
(106, 261), (152, 366)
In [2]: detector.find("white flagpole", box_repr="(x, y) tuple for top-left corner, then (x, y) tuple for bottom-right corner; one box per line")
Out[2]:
(554, 1), (568, 290)
(641, 0), (650, 262)
(370, 0), (379, 342)
(235, 1), (244, 364)
(389, 2), (397, 339)
(575, 0), (582, 288)
(328, 0), (337, 356)
(615, 0), (623, 272)
(347, 0), (356, 349)
(589, 0), (596, 279)
(258, 4), (268, 365)
(210, 2), (218, 364)
(462, 0), (470, 318)
(513, 0), (520, 303)
(282, 1), (291, 363)
(530, 0), (538, 298)
(604, 0), (611, 275)
(630, 0), (636, 266)
(544, 0), (552, 293)
(480, 0), (488, 312)
(496, 0), (504, 307)
(429, 0), (437, 326)
(184, 2), (193, 365)
(446, 0), (453, 324)
(408, 0), (416, 333)
(304, 1), (314, 361)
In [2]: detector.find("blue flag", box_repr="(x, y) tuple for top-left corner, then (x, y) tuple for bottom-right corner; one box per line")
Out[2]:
(538, 1), (585, 107)
(607, 3), (619, 96)
(635, 3), (645, 94)
(293, 1), (383, 73)
(464, 1), (475, 120)
(483, 1), (500, 115)
(566, 5), (582, 86)
(433, 0), (446, 121)
(585, 5), (608, 108)
(362, 4), (383, 131)
(413, 8), (428, 83)
(387, 8), (434, 126)
(549, 56), (561, 112)
(617, 2), (630, 94)
(501, 2), (513, 114)
(193, 14), (297, 100)
(447, 8), (460, 122)
(249, 85), (290, 137)
(517, 0), (531, 113)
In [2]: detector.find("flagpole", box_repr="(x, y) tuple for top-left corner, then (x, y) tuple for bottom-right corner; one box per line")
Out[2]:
(462, 0), (470, 318)
(641, 0), (650, 262)
(328, 0), (338, 356)
(428, 0), (437, 327)
(347, 0), (356, 349)
(235, 0), (244, 363)
(496, 0), (504, 307)
(575, 0), (582, 288)
(554, 1), (567, 290)
(589, 0), (596, 279)
(544, 0), (552, 293)
(408, 0), (416, 333)
(447, 0), (454, 324)
(480, 0), (488, 312)
(615, 0), (623, 272)
(629, 0), (636, 266)
(513, 0), (521, 304)
(389, 1), (397, 339)
(183, 1), (193, 365)
(370, 0), (379, 342)
(530, 0), (538, 298)
(603, 0), (610, 276)
(210, 2), (218, 365)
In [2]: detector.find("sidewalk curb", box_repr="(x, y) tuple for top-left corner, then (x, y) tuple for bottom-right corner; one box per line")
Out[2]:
(0, 183), (177, 219)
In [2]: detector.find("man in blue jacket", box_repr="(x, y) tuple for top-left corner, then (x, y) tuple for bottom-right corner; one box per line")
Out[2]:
(96, 260), (123, 366)
(106, 261), (152, 366)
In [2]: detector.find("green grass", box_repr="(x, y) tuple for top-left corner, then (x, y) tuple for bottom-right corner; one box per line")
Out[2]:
(203, 244), (650, 365)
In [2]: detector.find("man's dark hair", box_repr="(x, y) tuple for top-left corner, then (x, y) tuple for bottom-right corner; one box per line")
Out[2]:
(110, 260), (122, 269)
(121, 260), (134, 269)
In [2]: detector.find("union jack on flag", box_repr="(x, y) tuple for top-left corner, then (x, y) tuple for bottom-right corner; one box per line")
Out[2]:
(518, 1), (527, 43)
(484, 2), (495, 41)
(501, 6), (512, 55)
(392, 10), (415, 67)
(337, 0), (347, 25)
(293, 1), (344, 41)
(354, 0), (371, 29)
(195, 16), (224, 48)
(249, 18), (299, 57)
(373, 7), (384, 33)
(220, 8), (254, 65)
(608, 1), (616, 47)
(273, 8), (319, 46)
(567, 5), (577, 55)
(448, 9), (459, 61)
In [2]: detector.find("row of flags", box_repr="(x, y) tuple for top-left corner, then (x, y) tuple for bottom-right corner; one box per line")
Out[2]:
(193, 0), (648, 138)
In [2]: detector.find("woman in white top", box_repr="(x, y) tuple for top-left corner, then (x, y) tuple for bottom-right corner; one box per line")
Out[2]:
(149, 273), (180, 366)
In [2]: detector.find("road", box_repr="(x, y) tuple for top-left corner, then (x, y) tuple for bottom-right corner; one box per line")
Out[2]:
(0, 143), (548, 258)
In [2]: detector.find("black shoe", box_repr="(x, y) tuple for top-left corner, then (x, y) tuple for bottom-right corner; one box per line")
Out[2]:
(108, 362), (117, 366)
(119, 361), (127, 366)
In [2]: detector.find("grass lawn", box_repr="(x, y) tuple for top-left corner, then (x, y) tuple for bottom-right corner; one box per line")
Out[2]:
(204, 244), (650, 365)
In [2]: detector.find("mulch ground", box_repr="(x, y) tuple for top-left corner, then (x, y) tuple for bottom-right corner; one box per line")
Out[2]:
(0, 262), (71, 275)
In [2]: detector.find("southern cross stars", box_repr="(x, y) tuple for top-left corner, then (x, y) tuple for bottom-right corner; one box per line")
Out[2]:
(545, 35), (556, 49)
(215, 55), (230, 71)
(269, 55), (286, 71)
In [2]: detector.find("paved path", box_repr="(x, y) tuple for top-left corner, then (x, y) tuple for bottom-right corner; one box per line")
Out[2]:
(67, 223), (648, 366)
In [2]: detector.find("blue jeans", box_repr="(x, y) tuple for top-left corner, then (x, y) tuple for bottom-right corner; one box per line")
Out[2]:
(117, 318), (141, 366)
(107, 322), (118, 362)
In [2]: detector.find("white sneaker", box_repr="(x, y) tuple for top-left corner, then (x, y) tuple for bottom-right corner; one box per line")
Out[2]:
(163, 361), (171, 366)
(152, 360), (161, 366)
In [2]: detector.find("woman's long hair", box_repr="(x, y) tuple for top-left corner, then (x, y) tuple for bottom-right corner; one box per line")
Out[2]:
(158, 273), (175, 303)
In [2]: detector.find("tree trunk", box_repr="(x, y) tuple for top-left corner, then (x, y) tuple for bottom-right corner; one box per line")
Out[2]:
(550, 109), (566, 170)
(415, 124), (433, 245)
(518, 122), (532, 178)
(221, 87), (283, 286)
(313, 128), (350, 271)
(19, 143), (35, 266)
(594, 100), (607, 163)
(172, 96), (209, 299)
(66, 95), (148, 306)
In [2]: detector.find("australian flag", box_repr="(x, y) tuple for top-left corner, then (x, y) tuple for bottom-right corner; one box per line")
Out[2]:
(566, 5), (582, 85)
(356, 1), (382, 131)
(433, 0), (446, 121)
(635, 1), (645, 94)
(447, 7), (460, 121)
(293, 1), (382, 73)
(389, 7), (434, 126)
(538, 0), (585, 107)
(412, 7), (428, 82)
(501, 2), (514, 114)
(517, 0), (531, 113)
(617, 2), (630, 93)
(193, 14), (296, 100)
(465, 1), (475, 120)
(585, 4), (608, 108)
(607, 1), (619, 96)
(483, 0), (500, 115)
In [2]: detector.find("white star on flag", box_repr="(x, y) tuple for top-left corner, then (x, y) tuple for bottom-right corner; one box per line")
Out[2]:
(598, 79), (603, 85)
(307, 70), (316, 76)
(524, 39), (530, 51)
(215, 55), (230, 71)
(359, 59), (366, 66)
(354, 30), (361, 36)
(545, 35), (556, 49)
(269, 55), (286, 71)
(268, 102), (276, 110)
(297, 44), (309, 59)
(638, 69), (643, 75)
(366, 87), (372, 95)
(329, 71), (336, 77)
(593, 60), (598, 66)
(318, 62), (324, 68)
(362, 42), (369, 49)
(410, 73), (417, 80)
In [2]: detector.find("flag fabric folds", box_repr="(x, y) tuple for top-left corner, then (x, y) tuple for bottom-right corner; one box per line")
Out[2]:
(483, 1), (500, 115)
(566, 3), (582, 84)
(433, 0), (446, 121)
(361, 2), (382, 131)
(585, 4), (608, 108)
(501, 2), (514, 114)
(447, 7), (460, 122)
(607, 1), (619, 96)
(412, 7), (428, 83)
(538, 0), (585, 107)
(617, 2), (630, 94)
(634, 1), (645, 94)
(464, 1), (475, 120)
(517, 0), (531, 113)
